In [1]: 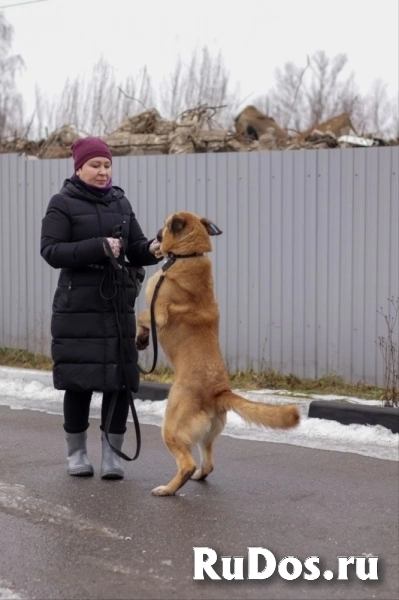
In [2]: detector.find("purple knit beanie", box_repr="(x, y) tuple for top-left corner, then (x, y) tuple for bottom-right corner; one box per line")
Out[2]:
(71, 137), (113, 171)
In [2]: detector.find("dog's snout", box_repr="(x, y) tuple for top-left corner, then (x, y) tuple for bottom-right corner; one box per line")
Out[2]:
(156, 228), (163, 242)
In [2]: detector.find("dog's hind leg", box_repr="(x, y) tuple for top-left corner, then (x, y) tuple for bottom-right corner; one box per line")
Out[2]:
(191, 414), (226, 481)
(151, 439), (196, 496)
(191, 441), (214, 481)
(152, 391), (215, 496)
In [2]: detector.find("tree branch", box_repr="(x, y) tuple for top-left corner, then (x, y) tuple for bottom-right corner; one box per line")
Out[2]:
(99, 114), (109, 134)
(118, 87), (148, 111)
(286, 55), (310, 126)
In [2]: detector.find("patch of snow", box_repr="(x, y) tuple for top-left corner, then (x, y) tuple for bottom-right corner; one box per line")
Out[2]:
(0, 368), (397, 462)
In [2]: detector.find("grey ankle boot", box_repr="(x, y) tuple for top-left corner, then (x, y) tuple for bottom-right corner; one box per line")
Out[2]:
(65, 431), (94, 476)
(100, 433), (124, 480)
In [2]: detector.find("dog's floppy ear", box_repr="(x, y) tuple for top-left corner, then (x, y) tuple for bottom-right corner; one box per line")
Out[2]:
(168, 215), (186, 234)
(201, 218), (223, 236)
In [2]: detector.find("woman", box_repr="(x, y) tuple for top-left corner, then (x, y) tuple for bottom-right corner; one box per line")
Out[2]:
(41, 137), (162, 480)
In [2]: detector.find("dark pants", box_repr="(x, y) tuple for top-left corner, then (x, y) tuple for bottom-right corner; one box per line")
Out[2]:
(63, 390), (129, 435)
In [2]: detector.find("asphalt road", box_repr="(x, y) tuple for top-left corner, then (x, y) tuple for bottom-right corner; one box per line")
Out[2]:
(0, 404), (398, 600)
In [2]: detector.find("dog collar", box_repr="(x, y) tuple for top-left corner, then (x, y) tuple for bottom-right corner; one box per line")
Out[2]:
(162, 252), (204, 273)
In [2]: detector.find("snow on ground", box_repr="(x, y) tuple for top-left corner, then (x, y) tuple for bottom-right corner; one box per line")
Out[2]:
(0, 579), (23, 600)
(0, 367), (397, 462)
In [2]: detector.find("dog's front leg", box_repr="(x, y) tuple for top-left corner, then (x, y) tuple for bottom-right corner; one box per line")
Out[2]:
(136, 302), (169, 350)
(136, 309), (151, 350)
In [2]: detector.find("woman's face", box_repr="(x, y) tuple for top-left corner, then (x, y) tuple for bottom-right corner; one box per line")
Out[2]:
(77, 156), (112, 187)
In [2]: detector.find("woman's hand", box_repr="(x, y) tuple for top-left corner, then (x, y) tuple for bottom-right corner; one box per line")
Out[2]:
(104, 238), (122, 258)
(149, 239), (163, 259)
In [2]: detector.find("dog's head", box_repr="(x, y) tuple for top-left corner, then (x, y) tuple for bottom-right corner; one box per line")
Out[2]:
(157, 212), (222, 255)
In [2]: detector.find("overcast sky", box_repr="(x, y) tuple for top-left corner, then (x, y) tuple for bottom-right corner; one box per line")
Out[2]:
(3, 0), (399, 118)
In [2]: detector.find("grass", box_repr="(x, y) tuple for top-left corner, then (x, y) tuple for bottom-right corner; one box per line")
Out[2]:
(0, 347), (53, 371)
(229, 369), (383, 400)
(0, 347), (385, 400)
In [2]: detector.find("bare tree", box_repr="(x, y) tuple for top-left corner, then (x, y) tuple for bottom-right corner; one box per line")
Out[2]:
(338, 77), (366, 134)
(0, 12), (25, 139)
(31, 47), (241, 136)
(253, 50), (361, 133)
(253, 58), (309, 131)
(10, 37), (397, 141)
(33, 84), (52, 138)
(118, 66), (154, 117)
(272, 59), (308, 131)
(31, 57), (155, 138)
(305, 50), (349, 126)
(160, 46), (240, 126)
(363, 79), (395, 137)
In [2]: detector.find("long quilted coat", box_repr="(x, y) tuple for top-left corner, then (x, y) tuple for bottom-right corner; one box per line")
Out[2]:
(41, 175), (160, 393)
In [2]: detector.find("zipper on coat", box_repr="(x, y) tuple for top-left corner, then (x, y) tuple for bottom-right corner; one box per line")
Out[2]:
(67, 278), (73, 307)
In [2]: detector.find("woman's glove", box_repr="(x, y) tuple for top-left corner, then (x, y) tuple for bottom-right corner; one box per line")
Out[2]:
(104, 238), (122, 258)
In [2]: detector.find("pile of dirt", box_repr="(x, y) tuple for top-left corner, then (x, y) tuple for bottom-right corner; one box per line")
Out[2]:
(0, 125), (80, 159)
(0, 107), (396, 159)
(36, 125), (81, 158)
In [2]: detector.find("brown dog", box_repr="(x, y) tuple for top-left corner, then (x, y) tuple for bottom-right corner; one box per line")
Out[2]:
(136, 212), (300, 496)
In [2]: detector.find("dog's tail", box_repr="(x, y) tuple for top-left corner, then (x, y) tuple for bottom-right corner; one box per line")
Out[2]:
(216, 391), (300, 430)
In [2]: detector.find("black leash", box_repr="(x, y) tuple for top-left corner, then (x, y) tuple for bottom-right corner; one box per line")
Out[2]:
(137, 251), (204, 375)
(102, 231), (142, 461)
(102, 230), (203, 461)
(137, 253), (176, 375)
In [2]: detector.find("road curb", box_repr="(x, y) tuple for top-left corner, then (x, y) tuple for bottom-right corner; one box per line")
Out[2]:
(137, 381), (170, 401)
(308, 400), (399, 434)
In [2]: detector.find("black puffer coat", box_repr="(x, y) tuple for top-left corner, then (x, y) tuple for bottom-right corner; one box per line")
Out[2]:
(41, 175), (160, 393)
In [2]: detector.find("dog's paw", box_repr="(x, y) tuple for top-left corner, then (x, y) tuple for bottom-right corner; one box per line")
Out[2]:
(151, 485), (175, 496)
(136, 334), (150, 351)
(191, 467), (212, 481)
(191, 469), (207, 481)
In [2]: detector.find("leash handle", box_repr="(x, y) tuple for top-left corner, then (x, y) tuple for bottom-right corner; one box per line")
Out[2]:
(103, 237), (122, 271)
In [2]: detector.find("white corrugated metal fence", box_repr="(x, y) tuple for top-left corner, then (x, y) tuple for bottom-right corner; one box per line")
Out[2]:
(0, 148), (398, 385)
